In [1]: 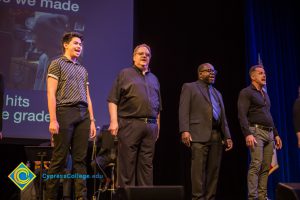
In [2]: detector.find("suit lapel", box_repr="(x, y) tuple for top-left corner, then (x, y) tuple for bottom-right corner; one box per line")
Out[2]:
(195, 81), (210, 103)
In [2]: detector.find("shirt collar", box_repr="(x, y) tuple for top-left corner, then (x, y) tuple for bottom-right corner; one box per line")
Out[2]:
(62, 56), (81, 65)
(250, 83), (262, 92)
(197, 79), (209, 88)
(133, 65), (150, 75)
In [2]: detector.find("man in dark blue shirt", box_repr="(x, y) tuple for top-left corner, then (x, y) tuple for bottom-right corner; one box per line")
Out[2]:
(238, 64), (282, 200)
(107, 44), (162, 187)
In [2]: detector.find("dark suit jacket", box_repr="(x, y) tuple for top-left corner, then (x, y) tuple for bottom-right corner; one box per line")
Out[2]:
(179, 80), (231, 142)
(293, 97), (300, 133)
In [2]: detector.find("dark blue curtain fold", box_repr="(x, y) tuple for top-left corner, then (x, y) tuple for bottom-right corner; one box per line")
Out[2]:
(244, 0), (300, 199)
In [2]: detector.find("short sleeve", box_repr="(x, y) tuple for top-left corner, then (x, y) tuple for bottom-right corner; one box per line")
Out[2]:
(47, 60), (60, 80)
(107, 72), (122, 104)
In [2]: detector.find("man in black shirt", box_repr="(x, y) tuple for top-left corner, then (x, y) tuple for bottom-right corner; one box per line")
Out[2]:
(293, 86), (300, 148)
(107, 44), (162, 187)
(46, 32), (96, 200)
(238, 64), (282, 200)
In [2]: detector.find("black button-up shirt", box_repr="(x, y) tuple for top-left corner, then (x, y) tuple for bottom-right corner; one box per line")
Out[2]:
(238, 84), (278, 137)
(107, 65), (162, 118)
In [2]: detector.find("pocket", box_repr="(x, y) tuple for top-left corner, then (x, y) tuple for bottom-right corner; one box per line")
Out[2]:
(118, 118), (132, 130)
(269, 131), (274, 142)
(56, 107), (72, 123)
(249, 126), (256, 135)
(190, 119), (201, 124)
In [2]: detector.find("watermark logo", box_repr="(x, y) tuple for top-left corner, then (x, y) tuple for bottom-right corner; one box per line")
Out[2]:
(8, 162), (36, 190)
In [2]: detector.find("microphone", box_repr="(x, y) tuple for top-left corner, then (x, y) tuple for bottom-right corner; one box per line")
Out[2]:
(113, 135), (118, 143)
(91, 126), (101, 161)
(111, 135), (118, 160)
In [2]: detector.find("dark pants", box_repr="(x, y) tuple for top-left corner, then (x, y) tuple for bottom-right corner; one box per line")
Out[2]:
(45, 106), (90, 200)
(248, 127), (274, 200)
(191, 130), (223, 200)
(117, 118), (158, 187)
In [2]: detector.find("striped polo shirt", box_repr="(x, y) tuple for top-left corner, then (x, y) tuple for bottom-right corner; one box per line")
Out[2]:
(47, 56), (89, 107)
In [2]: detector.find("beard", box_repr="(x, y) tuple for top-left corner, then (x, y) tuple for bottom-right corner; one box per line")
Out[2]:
(202, 75), (215, 85)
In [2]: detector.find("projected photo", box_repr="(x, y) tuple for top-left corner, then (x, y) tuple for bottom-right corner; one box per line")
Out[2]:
(0, 8), (85, 91)
(0, 0), (133, 140)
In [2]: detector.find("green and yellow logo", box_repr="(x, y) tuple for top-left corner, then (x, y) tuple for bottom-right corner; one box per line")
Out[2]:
(8, 162), (36, 190)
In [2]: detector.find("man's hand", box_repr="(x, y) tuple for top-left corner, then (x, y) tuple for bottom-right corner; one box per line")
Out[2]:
(275, 136), (282, 149)
(49, 120), (59, 135)
(181, 131), (192, 147)
(109, 121), (119, 136)
(225, 139), (233, 151)
(90, 121), (96, 139)
(245, 134), (257, 148)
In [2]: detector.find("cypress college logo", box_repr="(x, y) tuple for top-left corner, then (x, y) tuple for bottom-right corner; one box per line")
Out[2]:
(8, 162), (36, 190)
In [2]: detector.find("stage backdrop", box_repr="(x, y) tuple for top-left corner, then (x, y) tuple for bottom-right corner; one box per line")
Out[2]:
(0, 0), (134, 139)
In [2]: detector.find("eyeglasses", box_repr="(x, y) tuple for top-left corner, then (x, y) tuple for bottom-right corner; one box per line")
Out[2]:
(199, 69), (218, 74)
(135, 52), (151, 57)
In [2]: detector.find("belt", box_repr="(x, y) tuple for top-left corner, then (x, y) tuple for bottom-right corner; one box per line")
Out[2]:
(58, 102), (88, 108)
(135, 117), (157, 124)
(251, 124), (273, 132)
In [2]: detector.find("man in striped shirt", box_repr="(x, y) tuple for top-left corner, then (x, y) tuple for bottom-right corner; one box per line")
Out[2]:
(45, 32), (96, 200)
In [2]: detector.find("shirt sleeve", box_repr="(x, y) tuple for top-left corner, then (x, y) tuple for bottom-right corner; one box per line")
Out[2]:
(47, 60), (60, 80)
(155, 76), (163, 111)
(179, 83), (191, 133)
(273, 127), (279, 137)
(237, 89), (251, 137)
(107, 72), (122, 105)
(218, 91), (231, 139)
(158, 86), (163, 111)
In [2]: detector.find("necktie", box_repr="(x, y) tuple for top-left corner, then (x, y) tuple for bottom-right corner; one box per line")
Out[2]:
(209, 86), (221, 120)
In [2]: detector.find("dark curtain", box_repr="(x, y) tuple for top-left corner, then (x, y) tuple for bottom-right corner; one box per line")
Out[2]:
(244, 0), (300, 198)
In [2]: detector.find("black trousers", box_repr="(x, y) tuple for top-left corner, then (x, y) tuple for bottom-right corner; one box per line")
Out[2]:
(191, 130), (223, 200)
(117, 118), (158, 187)
(45, 106), (90, 200)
